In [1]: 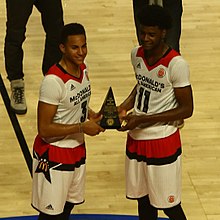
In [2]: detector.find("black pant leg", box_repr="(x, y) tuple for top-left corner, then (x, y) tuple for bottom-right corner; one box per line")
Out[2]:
(4, 0), (34, 81)
(163, 0), (183, 52)
(35, 0), (64, 74)
(133, 0), (149, 44)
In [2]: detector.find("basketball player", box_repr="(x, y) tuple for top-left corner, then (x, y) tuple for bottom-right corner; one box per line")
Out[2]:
(117, 5), (193, 220)
(31, 23), (105, 220)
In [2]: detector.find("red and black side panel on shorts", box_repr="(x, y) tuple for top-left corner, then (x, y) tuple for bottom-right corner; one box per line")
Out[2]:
(126, 130), (181, 165)
(33, 135), (86, 172)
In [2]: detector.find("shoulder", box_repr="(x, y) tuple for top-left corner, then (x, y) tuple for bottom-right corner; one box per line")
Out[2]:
(169, 55), (189, 71)
(131, 46), (142, 57)
(42, 74), (64, 86)
(131, 46), (144, 67)
(40, 74), (64, 99)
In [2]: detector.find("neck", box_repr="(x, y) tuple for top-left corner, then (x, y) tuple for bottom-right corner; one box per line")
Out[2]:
(144, 43), (169, 65)
(59, 59), (81, 77)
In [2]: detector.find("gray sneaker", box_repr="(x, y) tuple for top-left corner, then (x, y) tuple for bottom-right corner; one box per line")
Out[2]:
(10, 79), (27, 114)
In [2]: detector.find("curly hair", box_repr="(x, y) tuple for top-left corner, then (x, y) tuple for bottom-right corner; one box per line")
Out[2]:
(138, 4), (172, 30)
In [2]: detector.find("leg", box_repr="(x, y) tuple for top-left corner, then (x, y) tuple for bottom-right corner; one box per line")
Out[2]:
(38, 212), (63, 220)
(4, 0), (34, 114)
(137, 195), (158, 220)
(62, 201), (74, 220)
(163, 0), (183, 52)
(132, 0), (149, 44)
(163, 203), (187, 220)
(4, 0), (34, 81)
(35, 0), (64, 74)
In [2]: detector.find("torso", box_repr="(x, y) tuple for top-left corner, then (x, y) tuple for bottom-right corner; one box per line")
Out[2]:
(129, 46), (190, 140)
(39, 63), (91, 147)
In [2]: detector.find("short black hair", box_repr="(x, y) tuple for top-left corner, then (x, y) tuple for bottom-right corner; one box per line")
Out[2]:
(138, 4), (172, 30)
(60, 23), (86, 44)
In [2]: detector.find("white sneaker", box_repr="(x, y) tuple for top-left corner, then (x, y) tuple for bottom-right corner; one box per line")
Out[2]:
(10, 79), (27, 114)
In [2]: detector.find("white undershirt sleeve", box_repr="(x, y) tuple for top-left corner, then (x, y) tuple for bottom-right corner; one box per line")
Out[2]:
(170, 57), (191, 88)
(39, 75), (64, 105)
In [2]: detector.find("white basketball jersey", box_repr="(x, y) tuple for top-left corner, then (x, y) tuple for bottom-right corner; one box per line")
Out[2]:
(39, 63), (91, 148)
(129, 46), (190, 140)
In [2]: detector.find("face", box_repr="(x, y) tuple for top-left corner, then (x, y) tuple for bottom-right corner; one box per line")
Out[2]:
(60, 34), (87, 66)
(139, 25), (166, 51)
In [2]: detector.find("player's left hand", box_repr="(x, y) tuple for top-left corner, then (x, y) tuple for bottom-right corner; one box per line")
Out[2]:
(116, 105), (127, 124)
(117, 113), (140, 131)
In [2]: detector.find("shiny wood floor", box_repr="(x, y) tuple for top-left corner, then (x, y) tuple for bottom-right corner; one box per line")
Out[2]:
(0, 0), (220, 219)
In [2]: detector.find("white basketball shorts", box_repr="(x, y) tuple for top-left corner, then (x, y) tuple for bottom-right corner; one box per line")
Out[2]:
(31, 135), (86, 215)
(125, 130), (182, 209)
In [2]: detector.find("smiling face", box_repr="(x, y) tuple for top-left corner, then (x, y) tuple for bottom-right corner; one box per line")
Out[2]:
(139, 25), (166, 52)
(59, 34), (87, 67)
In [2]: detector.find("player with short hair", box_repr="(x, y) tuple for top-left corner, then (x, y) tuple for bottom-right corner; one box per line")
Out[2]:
(31, 23), (105, 220)
(118, 5), (193, 220)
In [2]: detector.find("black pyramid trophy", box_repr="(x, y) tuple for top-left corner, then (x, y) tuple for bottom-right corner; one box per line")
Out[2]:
(100, 87), (121, 129)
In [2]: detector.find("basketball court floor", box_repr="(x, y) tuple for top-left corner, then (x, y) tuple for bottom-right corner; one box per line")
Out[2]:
(0, 0), (220, 220)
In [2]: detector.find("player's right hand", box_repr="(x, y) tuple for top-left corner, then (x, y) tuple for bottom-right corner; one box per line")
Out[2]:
(82, 117), (105, 136)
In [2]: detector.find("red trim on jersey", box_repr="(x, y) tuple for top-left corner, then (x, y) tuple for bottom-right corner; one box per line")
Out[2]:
(46, 63), (87, 83)
(33, 135), (86, 164)
(136, 46), (180, 71)
(126, 130), (181, 159)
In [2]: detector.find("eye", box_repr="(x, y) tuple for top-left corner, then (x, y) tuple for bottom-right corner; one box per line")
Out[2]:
(149, 33), (156, 37)
(82, 44), (87, 49)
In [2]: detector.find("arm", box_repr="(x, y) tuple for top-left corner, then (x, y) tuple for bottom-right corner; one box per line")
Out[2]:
(38, 101), (104, 139)
(37, 101), (79, 138)
(117, 85), (137, 119)
(119, 85), (193, 131)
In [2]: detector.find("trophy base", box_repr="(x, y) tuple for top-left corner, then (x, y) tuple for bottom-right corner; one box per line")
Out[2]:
(100, 118), (121, 129)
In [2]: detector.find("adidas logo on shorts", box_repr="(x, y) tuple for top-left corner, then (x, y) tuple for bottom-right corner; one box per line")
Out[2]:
(45, 204), (54, 210)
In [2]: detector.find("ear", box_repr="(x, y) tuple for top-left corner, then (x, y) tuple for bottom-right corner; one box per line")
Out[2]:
(162, 29), (167, 39)
(59, 43), (65, 53)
